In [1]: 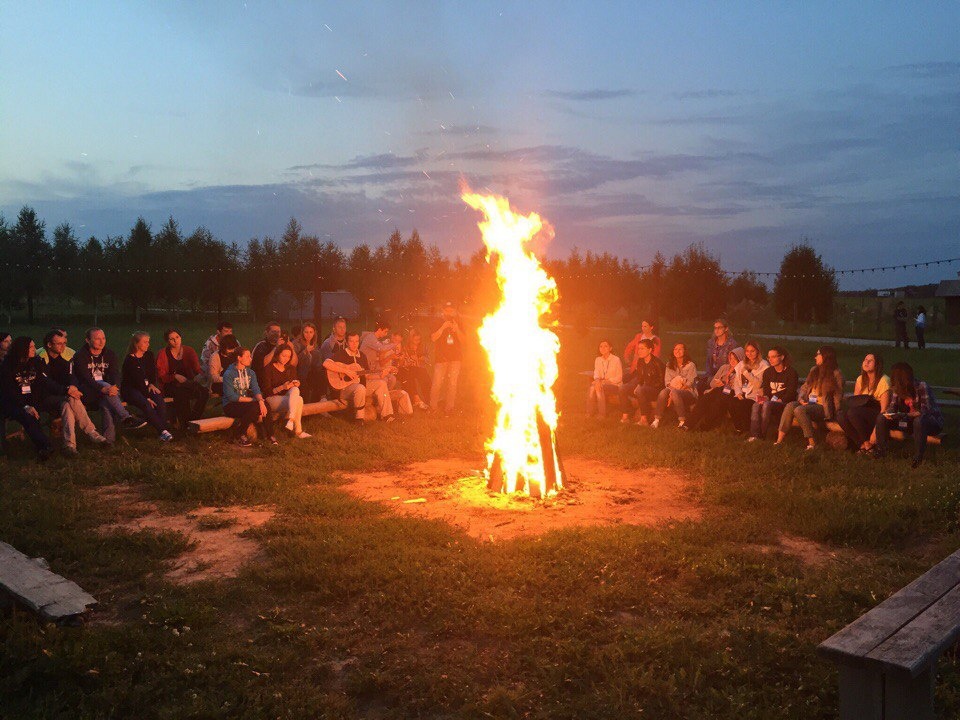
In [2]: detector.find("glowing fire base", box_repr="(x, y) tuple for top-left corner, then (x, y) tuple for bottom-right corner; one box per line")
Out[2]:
(462, 188), (564, 500)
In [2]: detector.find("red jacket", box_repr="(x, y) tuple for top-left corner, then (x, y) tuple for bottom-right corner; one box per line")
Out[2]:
(156, 346), (201, 385)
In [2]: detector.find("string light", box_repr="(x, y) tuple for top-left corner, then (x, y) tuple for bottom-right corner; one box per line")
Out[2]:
(1, 256), (957, 281)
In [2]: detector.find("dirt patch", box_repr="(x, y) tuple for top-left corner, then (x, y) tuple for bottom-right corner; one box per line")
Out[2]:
(744, 532), (846, 567)
(88, 483), (158, 521)
(338, 456), (701, 542)
(93, 485), (275, 584)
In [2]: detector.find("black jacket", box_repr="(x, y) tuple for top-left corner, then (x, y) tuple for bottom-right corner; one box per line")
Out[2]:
(0, 356), (46, 409)
(635, 355), (666, 390)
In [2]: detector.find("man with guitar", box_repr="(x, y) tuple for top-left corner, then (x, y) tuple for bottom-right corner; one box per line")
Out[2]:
(323, 331), (396, 422)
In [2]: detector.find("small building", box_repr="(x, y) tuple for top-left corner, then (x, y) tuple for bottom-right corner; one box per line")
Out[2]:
(935, 273), (960, 326)
(267, 289), (360, 323)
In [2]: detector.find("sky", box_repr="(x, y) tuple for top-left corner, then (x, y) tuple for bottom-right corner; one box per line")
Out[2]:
(1, 1), (958, 289)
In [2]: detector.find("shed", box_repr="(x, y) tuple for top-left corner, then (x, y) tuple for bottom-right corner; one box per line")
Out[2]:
(935, 274), (960, 326)
(267, 290), (360, 323)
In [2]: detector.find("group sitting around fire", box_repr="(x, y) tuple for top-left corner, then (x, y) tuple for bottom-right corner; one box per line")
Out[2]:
(586, 318), (945, 468)
(0, 302), (465, 459)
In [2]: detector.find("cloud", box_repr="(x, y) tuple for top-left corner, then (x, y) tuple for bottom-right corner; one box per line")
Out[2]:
(542, 88), (636, 101)
(674, 89), (744, 100)
(883, 61), (960, 79)
(288, 152), (426, 173)
(416, 124), (499, 136)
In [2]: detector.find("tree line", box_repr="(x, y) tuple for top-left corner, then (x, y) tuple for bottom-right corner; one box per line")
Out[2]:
(0, 205), (837, 325)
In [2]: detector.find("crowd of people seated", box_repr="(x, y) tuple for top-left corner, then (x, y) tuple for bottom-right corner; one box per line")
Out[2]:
(0, 302), (466, 460)
(588, 317), (946, 468)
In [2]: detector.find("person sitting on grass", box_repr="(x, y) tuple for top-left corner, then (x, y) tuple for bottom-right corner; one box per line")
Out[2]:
(74, 327), (147, 442)
(38, 329), (108, 456)
(395, 329), (431, 411)
(121, 332), (173, 442)
(0, 336), (54, 461)
(701, 318), (737, 393)
(36, 327), (75, 362)
(360, 319), (399, 391)
(838, 352), (890, 454)
(221, 347), (274, 447)
(625, 339), (666, 426)
(775, 346), (843, 450)
(252, 321), (297, 376)
(586, 340), (623, 418)
(872, 362), (943, 468)
(203, 333), (240, 396)
(324, 331), (382, 422)
(293, 322), (324, 402)
(619, 319), (661, 412)
(729, 341), (768, 434)
(690, 347), (744, 431)
(652, 343), (698, 430)
(157, 329), (209, 429)
(748, 346), (798, 442)
(319, 316), (349, 401)
(198, 320), (233, 391)
(0, 332), (11, 364)
(260, 343), (310, 439)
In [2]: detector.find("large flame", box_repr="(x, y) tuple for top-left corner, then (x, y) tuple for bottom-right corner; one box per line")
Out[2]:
(462, 189), (563, 498)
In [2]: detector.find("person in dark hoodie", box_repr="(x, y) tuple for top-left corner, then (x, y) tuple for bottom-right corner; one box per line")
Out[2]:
(690, 347), (744, 431)
(0, 336), (53, 460)
(121, 331), (173, 442)
(621, 338), (665, 425)
(748, 346), (798, 442)
(38, 329), (108, 456)
(74, 327), (146, 442)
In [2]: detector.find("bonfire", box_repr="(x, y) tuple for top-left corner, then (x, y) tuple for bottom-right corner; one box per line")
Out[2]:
(461, 188), (564, 499)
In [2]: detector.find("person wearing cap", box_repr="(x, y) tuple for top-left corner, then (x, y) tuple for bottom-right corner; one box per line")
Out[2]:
(430, 302), (464, 414)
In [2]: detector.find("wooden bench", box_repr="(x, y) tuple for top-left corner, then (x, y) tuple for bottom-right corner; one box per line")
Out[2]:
(0, 541), (97, 623)
(187, 399), (347, 434)
(818, 548), (960, 719)
(788, 419), (945, 446)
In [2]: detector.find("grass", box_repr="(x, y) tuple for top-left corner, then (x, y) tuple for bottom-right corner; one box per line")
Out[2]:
(1, 322), (959, 718)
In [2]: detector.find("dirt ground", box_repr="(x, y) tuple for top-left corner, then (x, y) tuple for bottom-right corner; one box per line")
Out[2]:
(93, 485), (275, 584)
(338, 456), (703, 542)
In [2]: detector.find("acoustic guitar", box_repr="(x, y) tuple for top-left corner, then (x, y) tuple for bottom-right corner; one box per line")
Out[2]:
(326, 365), (367, 391)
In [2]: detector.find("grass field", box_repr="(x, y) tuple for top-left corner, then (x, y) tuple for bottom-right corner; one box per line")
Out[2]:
(2, 321), (959, 719)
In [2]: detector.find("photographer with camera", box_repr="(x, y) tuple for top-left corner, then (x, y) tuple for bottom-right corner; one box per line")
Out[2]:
(252, 321), (299, 379)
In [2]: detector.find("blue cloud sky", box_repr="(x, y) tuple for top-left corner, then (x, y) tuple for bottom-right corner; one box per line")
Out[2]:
(1, 1), (958, 288)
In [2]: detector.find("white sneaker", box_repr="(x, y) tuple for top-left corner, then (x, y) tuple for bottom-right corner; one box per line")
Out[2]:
(747, 436), (758, 443)
(296, 431), (312, 439)
(159, 430), (174, 442)
(650, 418), (660, 429)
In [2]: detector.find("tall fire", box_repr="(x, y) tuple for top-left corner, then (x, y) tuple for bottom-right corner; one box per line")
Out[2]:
(462, 189), (564, 499)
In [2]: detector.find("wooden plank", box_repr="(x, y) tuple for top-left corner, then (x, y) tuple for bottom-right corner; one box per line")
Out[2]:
(0, 542), (96, 621)
(818, 551), (960, 664)
(187, 399), (346, 434)
(866, 583), (960, 677)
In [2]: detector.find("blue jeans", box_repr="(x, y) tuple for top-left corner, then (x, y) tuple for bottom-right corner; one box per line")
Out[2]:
(121, 387), (169, 433)
(1, 399), (52, 453)
(84, 382), (132, 442)
(875, 413), (943, 461)
(750, 400), (785, 439)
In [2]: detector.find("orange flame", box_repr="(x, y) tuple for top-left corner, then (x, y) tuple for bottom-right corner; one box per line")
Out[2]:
(462, 188), (563, 498)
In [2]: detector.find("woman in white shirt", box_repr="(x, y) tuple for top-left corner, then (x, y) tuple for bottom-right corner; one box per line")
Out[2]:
(587, 340), (623, 418)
